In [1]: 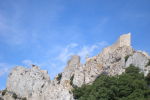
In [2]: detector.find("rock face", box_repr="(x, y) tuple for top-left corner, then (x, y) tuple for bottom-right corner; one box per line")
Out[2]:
(1, 33), (150, 100)
(126, 51), (150, 76)
(6, 65), (50, 99)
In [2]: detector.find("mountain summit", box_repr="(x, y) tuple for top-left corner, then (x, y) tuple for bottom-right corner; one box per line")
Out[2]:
(0, 33), (150, 100)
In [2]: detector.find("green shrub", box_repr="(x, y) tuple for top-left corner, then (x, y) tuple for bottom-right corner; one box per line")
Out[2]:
(56, 73), (62, 84)
(145, 72), (150, 85)
(12, 93), (17, 99)
(125, 64), (140, 74)
(72, 65), (150, 100)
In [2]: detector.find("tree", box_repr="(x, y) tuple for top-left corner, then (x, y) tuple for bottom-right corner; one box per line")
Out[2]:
(72, 65), (150, 100)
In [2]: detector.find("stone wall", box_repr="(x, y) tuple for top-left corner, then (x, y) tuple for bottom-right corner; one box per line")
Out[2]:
(118, 33), (131, 47)
(101, 33), (131, 54)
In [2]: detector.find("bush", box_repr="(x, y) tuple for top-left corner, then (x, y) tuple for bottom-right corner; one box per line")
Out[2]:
(12, 93), (17, 99)
(56, 73), (62, 84)
(125, 64), (140, 74)
(145, 73), (150, 85)
(72, 66), (150, 100)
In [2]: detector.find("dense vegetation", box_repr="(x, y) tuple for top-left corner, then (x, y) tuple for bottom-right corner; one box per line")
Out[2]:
(72, 65), (150, 100)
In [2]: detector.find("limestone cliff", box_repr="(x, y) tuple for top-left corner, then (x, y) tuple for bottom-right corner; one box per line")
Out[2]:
(0, 33), (150, 100)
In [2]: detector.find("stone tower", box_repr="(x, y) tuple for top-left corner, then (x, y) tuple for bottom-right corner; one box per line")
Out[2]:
(101, 33), (131, 54)
(118, 33), (131, 47)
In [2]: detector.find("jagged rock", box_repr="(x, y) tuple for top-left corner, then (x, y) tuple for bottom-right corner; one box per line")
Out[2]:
(60, 55), (80, 83)
(74, 33), (133, 85)
(126, 51), (150, 76)
(79, 46), (133, 85)
(72, 65), (85, 87)
(4, 33), (150, 100)
(6, 66), (50, 99)
(43, 82), (74, 100)
(72, 33), (133, 86)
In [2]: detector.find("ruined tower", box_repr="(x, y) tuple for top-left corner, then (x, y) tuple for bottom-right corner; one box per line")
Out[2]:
(101, 33), (131, 54)
(118, 33), (131, 47)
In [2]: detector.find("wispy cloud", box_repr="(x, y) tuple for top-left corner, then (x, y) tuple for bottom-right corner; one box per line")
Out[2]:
(0, 63), (13, 77)
(57, 41), (108, 63)
(57, 43), (78, 63)
(77, 45), (98, 60)
(77, 41), (108, 62)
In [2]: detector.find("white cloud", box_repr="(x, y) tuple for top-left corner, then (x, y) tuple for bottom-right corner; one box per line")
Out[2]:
(77, 41), (108, 62)
(77, 45), (98, 60)
(57, 41), (108, 63)
(57, 43), (78, 63)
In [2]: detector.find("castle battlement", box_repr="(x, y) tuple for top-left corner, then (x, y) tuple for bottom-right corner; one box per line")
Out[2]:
(100, 33), (131, 54)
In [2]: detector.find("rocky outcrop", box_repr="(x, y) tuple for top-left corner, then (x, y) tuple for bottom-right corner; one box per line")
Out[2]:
(72, 33), (133, 85)
(60, 55), (81, 84)
(6, 65), (50, 99)
(126, 51), (150, 76)
(1, 33), (150, 100)
(82, 46), (133, 84)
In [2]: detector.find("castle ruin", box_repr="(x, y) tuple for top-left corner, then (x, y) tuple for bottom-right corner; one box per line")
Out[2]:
(101, 33), (131, 54)
(118, 33), (131, 47)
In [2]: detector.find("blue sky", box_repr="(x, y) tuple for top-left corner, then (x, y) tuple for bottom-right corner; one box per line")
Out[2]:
(0, 0), (150, 90)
